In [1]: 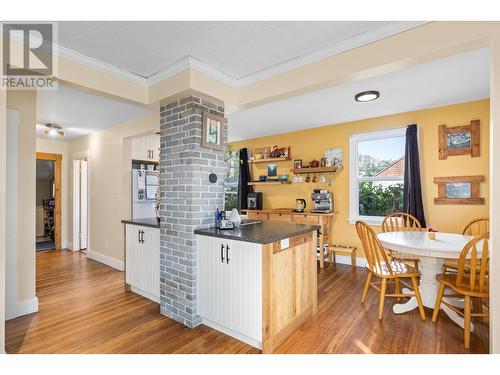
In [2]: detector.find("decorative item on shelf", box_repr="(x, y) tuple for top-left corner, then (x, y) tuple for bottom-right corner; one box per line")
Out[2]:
(254, 146), (271, 160)
(438, 120), (480, 159)
(325, 148), (343, 168)
(428, 228), (438, 240)
(267, 163), (277, 177)
(294, 159), (302, 169)
(278, 174), (289, 182)
(201, 111), (225, 150)
(309, 159), (320, 168)
(434, 175), (485, 205)
(259, 175), (267, 182)
(320, 157), (327, 167)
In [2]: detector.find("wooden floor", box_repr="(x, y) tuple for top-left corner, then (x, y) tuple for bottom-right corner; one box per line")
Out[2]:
(6, 250), (489, 354)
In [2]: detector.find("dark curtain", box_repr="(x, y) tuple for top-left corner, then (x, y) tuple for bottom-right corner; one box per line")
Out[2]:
(403, 124), (426, 227)
(237, 148), (253, 211)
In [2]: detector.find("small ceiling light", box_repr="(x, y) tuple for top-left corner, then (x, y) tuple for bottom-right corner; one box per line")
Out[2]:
(43, 123), (65, 137)
(355, 90), (380, 102)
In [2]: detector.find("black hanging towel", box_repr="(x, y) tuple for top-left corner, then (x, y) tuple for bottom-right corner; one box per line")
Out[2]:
(237, 148), (253, 211)
(403, 124), (426, 228)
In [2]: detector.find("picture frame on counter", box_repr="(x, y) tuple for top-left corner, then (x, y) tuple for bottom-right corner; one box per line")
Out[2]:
(201, 111), (225, 150)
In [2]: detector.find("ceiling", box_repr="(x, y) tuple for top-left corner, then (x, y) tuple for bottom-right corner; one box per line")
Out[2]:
(57, 21), (422, 83)
(37, 83), (152, 141)
(36, 160), (54, 180)
(227, 48), (490, 141)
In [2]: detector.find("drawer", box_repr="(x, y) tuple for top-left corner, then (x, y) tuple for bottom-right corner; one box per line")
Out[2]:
(269, 212), (292, 222)
(292, 214), (320, 225)
(247, 211), (269, 220)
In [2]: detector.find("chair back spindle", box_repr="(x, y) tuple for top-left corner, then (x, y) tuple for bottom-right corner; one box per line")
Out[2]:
(382, 212), (422, 233)
(456, 232), (489, 293)
(356, 221), (392, 275)
(462, 218), (489, 236)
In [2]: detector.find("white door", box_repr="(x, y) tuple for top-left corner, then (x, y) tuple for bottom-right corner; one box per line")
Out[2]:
(6, 109), (19, 320)
(140, 226), (160, 298)
(151, 134), (160, 162)
(125, 224), (142, 287)
(80, 159), (88, 249)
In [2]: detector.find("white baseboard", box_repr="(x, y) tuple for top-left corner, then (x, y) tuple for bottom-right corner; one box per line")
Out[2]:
(130, 286), (160, 304)
(9, 297), (39, 319)
(87, 250), (124, 271)
(65, 241), (73, 251)
(332, 254), (368, 268)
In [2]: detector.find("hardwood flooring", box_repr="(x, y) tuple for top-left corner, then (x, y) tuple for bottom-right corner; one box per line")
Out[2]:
(5, 249), (489, 354)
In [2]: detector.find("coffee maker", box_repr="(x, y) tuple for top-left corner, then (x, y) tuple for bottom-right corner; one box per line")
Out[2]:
(310, 189), (333, 213)
(247, 192), (263, 210)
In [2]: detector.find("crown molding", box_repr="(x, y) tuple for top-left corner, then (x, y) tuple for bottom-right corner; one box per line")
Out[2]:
(2, 21), (430, 91)
(235, 21), (430, 87)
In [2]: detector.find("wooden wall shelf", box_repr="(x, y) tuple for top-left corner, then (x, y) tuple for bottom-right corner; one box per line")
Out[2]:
(247, 181), (292, 186)
(249, 157), (291, 164)
(290, 166), (341, 174)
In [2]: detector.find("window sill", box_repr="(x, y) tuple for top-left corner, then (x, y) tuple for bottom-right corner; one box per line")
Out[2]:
(348, 216), (384, 226)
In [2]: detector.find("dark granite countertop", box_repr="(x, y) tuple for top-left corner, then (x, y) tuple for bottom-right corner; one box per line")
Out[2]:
(121, 217), (160, 229)
(194, 221), (320, 244)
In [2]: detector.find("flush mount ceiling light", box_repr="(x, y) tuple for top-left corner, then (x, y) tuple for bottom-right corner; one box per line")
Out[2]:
(43, 123), (65, 137)
(355, 90), (380, 102)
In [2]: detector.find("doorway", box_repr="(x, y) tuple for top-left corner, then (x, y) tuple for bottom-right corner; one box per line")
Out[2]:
(35, 152), (62, 251)
(73, 158), (88, 252)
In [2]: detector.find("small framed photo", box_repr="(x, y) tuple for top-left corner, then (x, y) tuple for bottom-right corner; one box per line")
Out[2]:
(201, 111), (225, 150)
(294, 159), (302, 169)
(267, 163), (277, 177)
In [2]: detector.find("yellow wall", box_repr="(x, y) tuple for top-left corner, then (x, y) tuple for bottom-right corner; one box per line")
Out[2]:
(233, 100), (490, 258)
(6, 90), (37, 304)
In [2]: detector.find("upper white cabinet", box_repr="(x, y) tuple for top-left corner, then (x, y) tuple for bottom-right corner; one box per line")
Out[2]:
(131, 134), (160, 162)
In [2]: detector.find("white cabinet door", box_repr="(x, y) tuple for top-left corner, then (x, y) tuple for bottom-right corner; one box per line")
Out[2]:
(197, 236), (262, 345)
(141, 226), (160, 298)
(198, 236), (227, 324)
(125, 224), (160, 302)
(150, 134), (160, 162)
(131, 137), (143, 161)
(125, 224), (143, 287)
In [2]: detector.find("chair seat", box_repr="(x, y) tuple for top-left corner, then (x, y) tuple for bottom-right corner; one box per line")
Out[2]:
(390, 250), (419, 261)
(436, 273), (489, 297)
(368, 260), (419, 278)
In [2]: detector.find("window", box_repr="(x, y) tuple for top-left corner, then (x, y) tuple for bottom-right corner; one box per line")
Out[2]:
(224, 150), (240, 211)
(349, 128), (406, 225)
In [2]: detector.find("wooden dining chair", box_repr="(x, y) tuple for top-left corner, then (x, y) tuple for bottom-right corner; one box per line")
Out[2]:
(381, 212), (422, 269)
(432, 232), (489, 349)
(443, 218), (489, 273)
(355, 221), (426, 320)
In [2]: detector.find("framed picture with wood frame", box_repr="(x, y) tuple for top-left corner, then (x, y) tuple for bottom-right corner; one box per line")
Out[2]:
(434, 175), (485, 205)
(438, 120), (480, 160)
(201, 111), (225, 150)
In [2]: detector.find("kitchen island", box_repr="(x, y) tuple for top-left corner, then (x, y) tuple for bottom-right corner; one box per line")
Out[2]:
(194, 221), (319, 353)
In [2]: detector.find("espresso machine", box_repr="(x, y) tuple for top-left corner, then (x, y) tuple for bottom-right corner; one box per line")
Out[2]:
(310, 189), (333, 213)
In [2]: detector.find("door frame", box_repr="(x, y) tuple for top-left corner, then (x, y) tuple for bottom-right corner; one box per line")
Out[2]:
(72, 157), (89, 252)
(36, 152), (62, 250)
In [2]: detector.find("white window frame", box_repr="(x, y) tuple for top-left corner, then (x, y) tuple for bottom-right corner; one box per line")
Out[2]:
(349, 128), (407, 226)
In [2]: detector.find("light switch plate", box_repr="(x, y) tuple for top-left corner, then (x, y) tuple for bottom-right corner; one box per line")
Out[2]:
(280, 238), (290, 250)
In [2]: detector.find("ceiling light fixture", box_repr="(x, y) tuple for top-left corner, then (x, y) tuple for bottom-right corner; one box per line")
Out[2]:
(355, 90), (380, 102)
(43, 123), (65, 137)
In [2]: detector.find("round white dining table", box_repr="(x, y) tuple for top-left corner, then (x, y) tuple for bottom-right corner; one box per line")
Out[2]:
(377, 231), (475, 330)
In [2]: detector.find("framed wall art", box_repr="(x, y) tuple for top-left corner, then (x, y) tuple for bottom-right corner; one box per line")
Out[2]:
(438, 120), (480, 159)
(434, 175), (485, 205)
(201, 111), (225, 150)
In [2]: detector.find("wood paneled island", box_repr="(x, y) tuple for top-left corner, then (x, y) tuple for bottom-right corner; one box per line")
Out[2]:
(195, 221), (318, 353)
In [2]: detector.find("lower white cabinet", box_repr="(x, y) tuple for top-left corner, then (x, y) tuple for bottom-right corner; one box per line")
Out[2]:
(197, 235), (262, 348)
(125, 224), (160, 303)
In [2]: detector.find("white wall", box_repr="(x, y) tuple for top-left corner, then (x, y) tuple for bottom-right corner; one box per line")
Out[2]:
(36, 138), (70, 249)
(67, 111), (159, 268)
(0, 44), (7, 353)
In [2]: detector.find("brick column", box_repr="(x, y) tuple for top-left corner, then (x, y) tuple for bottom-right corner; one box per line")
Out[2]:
(159, 95), (228, 327)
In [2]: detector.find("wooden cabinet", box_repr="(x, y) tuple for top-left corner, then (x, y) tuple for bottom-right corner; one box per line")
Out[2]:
(125, 224), (160, 302)
(131, 134), (160, 162)
(197, 236), (262, 347)
(246, 211), (269, 221)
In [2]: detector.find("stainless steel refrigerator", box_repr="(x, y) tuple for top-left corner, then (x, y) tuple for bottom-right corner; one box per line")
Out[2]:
(132, 169), (158, 219)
